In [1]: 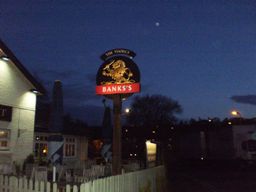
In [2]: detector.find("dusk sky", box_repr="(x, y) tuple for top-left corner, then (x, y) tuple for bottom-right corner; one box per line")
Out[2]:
(1, 0), (256, 124)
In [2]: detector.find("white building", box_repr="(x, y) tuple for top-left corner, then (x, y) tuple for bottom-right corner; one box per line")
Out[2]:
(232, 124), (256, 160)
(0, 39), (45, 166)
(33, 131), (89, 167)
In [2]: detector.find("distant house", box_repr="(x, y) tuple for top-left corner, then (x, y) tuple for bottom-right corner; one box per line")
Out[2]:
(34, 91), (89, 166)
(232, 123), (256, 160)
(34, 128), (89, 167)
(175, 119), (256, 161)
(0, 39), (45, 166)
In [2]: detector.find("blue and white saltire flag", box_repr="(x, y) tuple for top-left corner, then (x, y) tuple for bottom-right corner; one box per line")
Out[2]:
(48, 135), (64, 165)
(101, 143), (112, 162)
(48, 81), (64, 165)
(101, 103), (113, 162)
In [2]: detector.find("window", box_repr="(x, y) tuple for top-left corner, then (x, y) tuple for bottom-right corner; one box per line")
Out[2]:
(34, 135), (48, 158)
(0, 105), (12, 122)
(242, 140), (256, 152)
(64, 137), (76, 157)
(0, 129), (10, 150)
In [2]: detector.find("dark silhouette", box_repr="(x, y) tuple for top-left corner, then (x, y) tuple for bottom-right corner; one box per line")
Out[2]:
(48, 80), (64, 165)
(126, 94), (182, 140)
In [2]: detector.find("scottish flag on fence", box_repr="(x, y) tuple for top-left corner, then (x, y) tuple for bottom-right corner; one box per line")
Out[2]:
(48, 80), (64, 165)
(48, 135), (63, 165)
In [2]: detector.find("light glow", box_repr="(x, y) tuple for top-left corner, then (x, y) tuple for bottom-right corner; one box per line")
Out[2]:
(0, 60), (9, 71)
(146, 140), (157, 162)
(1, 56), (9, 61)
(42, 148), (47, 154)
(125, 108), (130, 113)
(231, 110), (241, 117)
(19, 91), (37, 109)
(30, 89), (40, 94)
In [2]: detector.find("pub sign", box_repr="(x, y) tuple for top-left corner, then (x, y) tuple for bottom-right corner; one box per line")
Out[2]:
(96, 49), (140, 97)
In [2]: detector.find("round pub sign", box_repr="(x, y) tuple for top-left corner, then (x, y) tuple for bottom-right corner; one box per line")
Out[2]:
(96, 49), (140, 98)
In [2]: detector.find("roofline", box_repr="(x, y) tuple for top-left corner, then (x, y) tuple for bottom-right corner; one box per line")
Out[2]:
(0, 39), (46, 95)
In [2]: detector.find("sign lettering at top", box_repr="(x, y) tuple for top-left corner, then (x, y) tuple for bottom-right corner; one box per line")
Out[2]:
(96, 49), (140, 97)
(100, 49), (136, 61)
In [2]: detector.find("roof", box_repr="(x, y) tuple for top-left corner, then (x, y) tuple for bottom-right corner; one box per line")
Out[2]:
(0, 39), (46, 95)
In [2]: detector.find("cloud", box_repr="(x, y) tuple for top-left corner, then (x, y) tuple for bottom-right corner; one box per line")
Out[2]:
(231, 95), (256, 105)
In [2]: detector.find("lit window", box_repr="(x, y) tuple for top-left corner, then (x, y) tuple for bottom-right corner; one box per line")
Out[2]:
(34, 134), (48, 158)
(0, 129), (10, 150)
(64, 137), (76, 157)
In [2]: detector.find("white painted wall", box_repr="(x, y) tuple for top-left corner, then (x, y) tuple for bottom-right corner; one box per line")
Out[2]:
(0, 59), (37, 165)
(232, 124), (256, 159)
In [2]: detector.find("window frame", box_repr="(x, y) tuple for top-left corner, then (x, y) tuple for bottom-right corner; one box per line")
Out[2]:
(64, 136), (76, 157)
(0, 129), (10, 151)
(34, 134), (48, 158)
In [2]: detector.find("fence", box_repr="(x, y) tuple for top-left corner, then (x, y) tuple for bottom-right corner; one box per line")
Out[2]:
(0, 166), (166, 192)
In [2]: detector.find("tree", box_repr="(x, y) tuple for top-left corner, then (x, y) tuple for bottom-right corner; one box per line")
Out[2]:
(125, 94), (182, 167)
(126, 94), (182, 140)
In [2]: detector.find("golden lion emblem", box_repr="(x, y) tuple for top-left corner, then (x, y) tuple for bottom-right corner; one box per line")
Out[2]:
(102, 59), (134, 84)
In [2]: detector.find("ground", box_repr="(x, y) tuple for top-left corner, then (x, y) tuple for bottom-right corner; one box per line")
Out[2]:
(166, 159), (256, 192)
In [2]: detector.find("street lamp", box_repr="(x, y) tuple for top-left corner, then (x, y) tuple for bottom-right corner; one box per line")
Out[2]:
(230, 110), (243, 125)
(125, 108), (131, 114)
(231, 110), (242, 117)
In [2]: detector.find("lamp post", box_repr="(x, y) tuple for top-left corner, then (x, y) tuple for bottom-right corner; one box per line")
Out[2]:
(231, 110), (242, 117)
(230, 110), (243, 125)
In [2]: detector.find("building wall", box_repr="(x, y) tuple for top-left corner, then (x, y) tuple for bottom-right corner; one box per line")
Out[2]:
(33, 132), (88, 166)
(0, 59), (36, 165)
(76, 136), (89, 162)
(232, 124), (256, 160)
(206, 127), (234, 160)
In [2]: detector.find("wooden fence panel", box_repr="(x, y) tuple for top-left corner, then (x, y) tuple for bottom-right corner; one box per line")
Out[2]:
(53, 183), (57, 192)
(40, 181), (45, 192)
(80, 181), (92, 192)
(35, 180), (39, 192)
(28, 179), (33, 192)
(0, 165), (166, 192)
(10, 176), (17, 192)
(3, 176), (9, 192)
(66, 184), (71, 192)
(73, 185), (78, 192)
(0, 175), (4, 192)
(80, 183), (85, 192)
(0, 175), (3, 192)
(104, 176), (111, 192)
(18, 177), (24, 192)
(46, 182), (51, 192)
